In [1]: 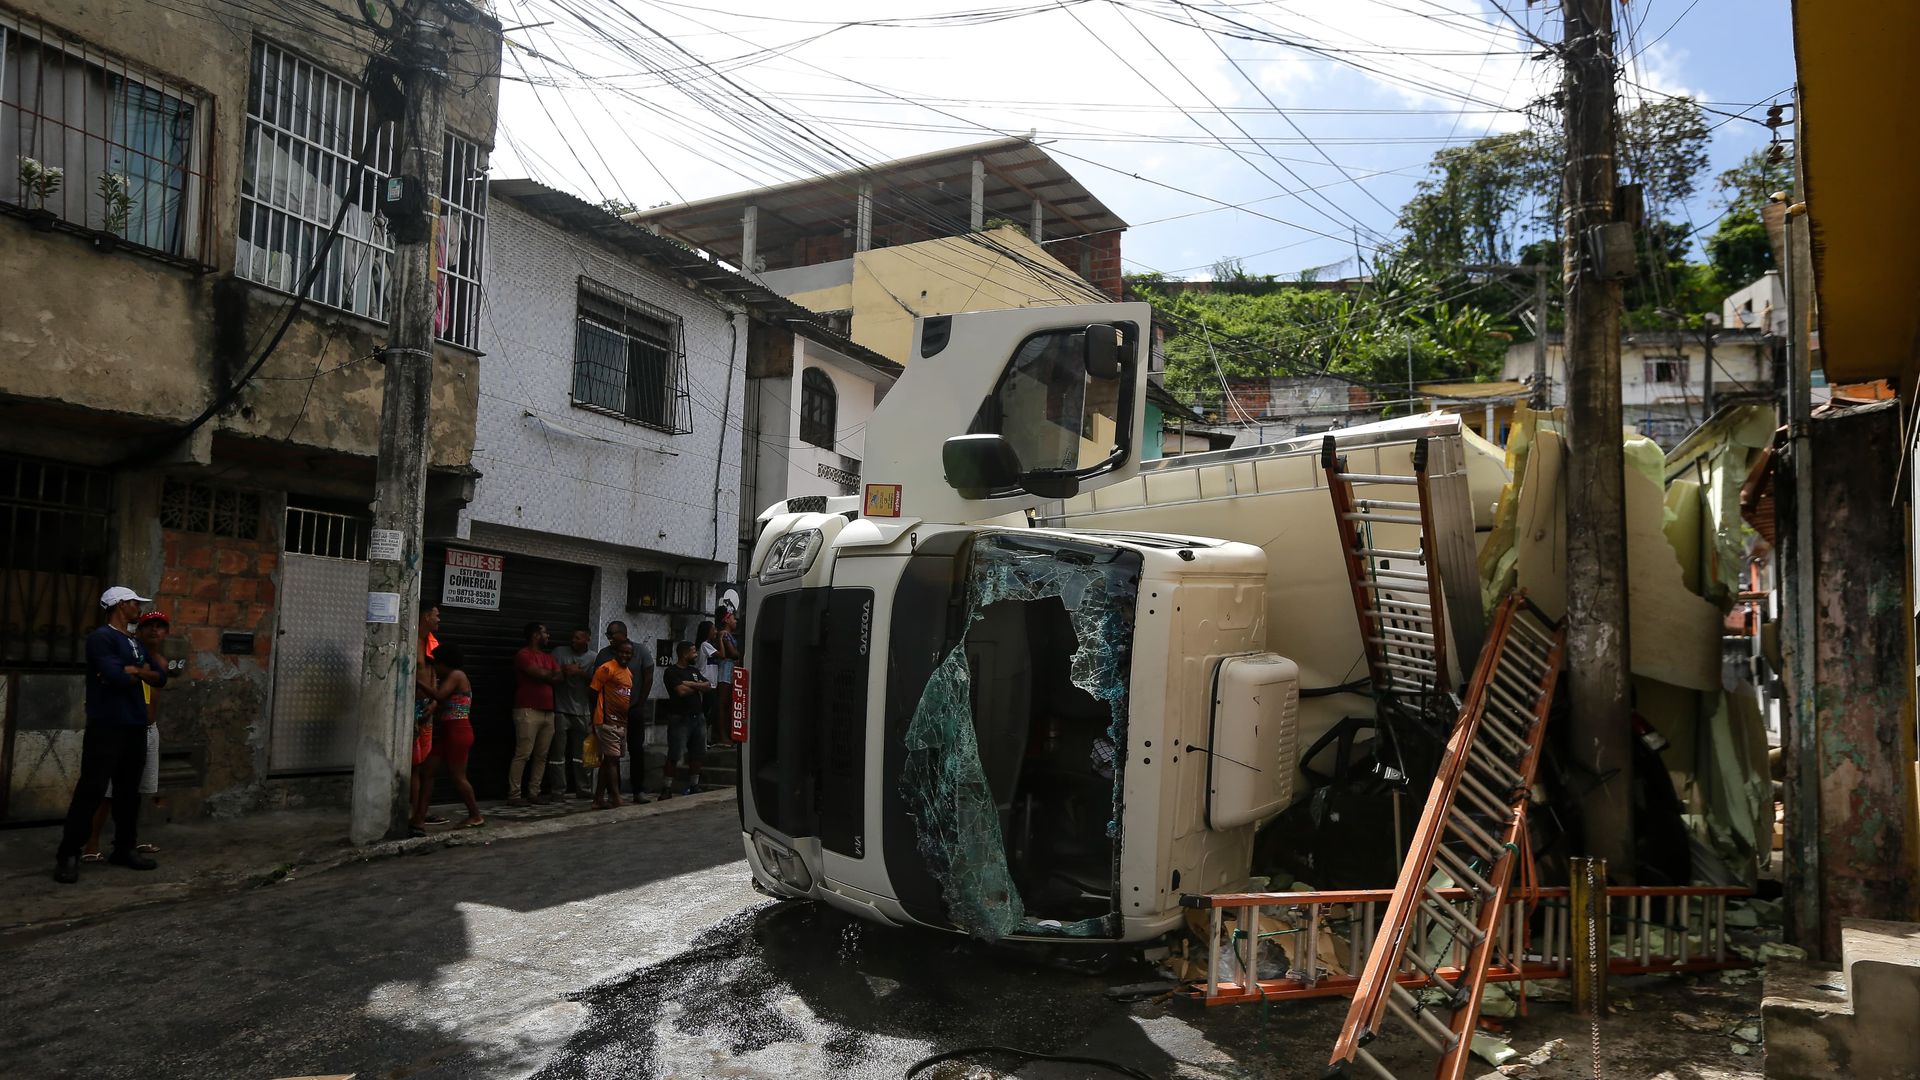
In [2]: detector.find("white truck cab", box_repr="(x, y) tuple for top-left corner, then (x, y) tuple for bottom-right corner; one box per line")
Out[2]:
(737, 304), (1303, 942)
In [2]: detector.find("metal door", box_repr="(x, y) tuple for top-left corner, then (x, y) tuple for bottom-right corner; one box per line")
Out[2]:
(268, 551), (369, 774)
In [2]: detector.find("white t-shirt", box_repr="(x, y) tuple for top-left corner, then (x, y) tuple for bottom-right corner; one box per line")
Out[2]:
(699, 640), (721, 685)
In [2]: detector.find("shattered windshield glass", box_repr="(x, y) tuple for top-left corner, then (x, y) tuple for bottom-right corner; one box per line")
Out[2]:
(898, 533), (1141, 939)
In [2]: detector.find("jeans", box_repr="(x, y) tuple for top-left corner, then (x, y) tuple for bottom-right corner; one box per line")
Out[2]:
(548, 711), (590, 794)
(666, 712), (706, 773)
(57, 724), (148, 858)
(508, 707), (555, 798)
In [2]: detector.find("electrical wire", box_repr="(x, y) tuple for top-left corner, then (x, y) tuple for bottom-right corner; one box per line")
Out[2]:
(902, 1045), (1156, 1080)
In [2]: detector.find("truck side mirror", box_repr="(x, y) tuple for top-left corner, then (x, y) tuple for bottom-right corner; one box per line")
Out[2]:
(943, 434), (1023, 499)
(1085, 324), (1124, 380)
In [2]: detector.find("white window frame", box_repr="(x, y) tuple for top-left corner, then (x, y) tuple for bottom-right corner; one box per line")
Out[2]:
(236, 40), (487, 349)
(0, 12), (210, 259)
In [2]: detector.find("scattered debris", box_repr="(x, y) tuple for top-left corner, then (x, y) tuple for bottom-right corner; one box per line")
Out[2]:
(1107, 981), (1179, 1002)
(1469, 1032), (1518, 1066)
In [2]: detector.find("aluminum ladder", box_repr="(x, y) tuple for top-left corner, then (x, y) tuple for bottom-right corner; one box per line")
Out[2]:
(1179, 882), (1746, 1006)
(1328, 592), (1566, 1080)
(1322, 434), (1453, 697)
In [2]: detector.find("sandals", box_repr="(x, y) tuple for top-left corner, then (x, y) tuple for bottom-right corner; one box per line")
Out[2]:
(423, 815), (450, 826)
(135, 843), (160, 854)
(80, 852), (105, 863)
(460, 818), (486, 829)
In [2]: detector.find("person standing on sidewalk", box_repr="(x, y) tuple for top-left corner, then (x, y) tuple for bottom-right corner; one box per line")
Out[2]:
(588, 641), (638, 810)
(81, 611), (171, 861)
(549, 628), (596, 798)
(508, 622), (561, 806)
(695, 620), (722, 743)
(661, 640), (712, 797)
(55, 586), (167, 883)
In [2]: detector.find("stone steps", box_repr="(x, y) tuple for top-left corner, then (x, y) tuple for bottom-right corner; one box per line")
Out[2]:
(1763, 918), (1920, 1078)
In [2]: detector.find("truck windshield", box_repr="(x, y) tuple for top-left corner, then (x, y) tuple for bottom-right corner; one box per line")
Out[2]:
(969, 328), (1126, 475)
(887, 532), (1142, 940)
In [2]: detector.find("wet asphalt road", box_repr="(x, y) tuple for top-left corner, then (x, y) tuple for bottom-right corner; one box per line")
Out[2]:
(0, 801), (1758, 1080)
(0, 801), (1308, 1080)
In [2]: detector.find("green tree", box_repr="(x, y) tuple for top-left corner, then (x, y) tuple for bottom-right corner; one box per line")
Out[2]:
(1704, 147), (1794, 289)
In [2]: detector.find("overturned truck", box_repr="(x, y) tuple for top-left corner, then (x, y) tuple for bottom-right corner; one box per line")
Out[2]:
(736, 301), (1517, 943)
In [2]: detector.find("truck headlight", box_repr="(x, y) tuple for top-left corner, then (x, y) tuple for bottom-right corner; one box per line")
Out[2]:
(759, 528), (823, 584)
(753, 832), (813, 890)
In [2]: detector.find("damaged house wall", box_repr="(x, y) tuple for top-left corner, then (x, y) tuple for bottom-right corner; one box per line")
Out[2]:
(1779, 398), (1920, 957)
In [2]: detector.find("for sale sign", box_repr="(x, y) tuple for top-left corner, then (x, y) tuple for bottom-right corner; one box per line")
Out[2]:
(730, 667), (749, 742)
(442, 549), (503, 610)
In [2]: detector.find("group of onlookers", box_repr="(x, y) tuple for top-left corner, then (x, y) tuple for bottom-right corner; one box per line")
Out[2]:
(54, 586), (172, 884)
(408, 604), (740, 833)
(51, 585), (744, 877)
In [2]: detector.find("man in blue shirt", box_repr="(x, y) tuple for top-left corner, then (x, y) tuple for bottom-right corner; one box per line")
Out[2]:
(55, 586), (167, 883)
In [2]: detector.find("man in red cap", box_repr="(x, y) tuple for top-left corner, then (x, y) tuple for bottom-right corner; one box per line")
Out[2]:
(55, 586), (167, 883)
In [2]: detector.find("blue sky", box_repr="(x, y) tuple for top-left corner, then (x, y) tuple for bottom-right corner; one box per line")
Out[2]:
(491, 0), (1798, 280)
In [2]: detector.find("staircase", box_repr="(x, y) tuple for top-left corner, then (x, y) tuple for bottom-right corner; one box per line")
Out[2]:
(1764, 919), (1920, 1079)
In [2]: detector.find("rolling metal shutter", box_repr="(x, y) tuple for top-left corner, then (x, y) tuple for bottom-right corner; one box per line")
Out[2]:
(424, 546), (593, 800)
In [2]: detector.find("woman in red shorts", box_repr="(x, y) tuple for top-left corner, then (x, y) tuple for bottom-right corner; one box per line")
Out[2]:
(411, 644), (484, 831)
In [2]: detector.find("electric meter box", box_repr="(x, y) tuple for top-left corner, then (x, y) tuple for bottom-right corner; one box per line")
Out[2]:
(1205, 653), (1301, 830)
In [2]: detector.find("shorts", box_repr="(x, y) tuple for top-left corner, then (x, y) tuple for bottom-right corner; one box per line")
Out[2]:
(667, 712), (706, 768)
(106, 724), (160, 798)
(594, 720), (626, 760)
(411, 722), (433, 767)
(435, 717), (474, 768)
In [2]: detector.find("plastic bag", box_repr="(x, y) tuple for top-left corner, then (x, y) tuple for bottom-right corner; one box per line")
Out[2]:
(582, 732), (600, 769)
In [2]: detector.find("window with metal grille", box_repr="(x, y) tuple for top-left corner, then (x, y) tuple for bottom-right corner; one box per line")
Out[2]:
(0, 13), (209, 257)
(159, 479), (262, 540)
(235, 40), (487, 349)
(800, 367), (837, 449)
(572, 279), (692, 434)
(0, 455), (113, 669)
(1644, 356), (1689, 385)
(283, 503), (370, 560)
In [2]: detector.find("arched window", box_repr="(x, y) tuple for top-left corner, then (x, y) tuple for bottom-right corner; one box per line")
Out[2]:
(800, 367), (837, 449)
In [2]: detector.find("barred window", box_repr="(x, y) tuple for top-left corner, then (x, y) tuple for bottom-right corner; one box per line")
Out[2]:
(0, 13), (209, 257)
(160, 479), (262, 540)
(572, 279), (692, 434)
(235, 41), (487, 348)
(0, 455), (113, 668)
(800, 367), (836, 449)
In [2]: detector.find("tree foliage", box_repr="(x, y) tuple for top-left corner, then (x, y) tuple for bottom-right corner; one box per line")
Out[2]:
(1132, 261), (1513, 411)
(1704, 147), (1794, 290)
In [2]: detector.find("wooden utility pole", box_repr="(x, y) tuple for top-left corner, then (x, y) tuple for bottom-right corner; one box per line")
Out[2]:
(350, 1), (450, 845)
(1532, 267), (1551, 409)
(1559, 0), (1635, 877)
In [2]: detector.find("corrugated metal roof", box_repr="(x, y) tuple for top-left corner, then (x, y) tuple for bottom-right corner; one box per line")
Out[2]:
(489, 179), (901, 378)
(628, 138), (1125, 265)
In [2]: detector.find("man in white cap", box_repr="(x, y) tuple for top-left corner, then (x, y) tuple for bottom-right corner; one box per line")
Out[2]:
(54, 585), (167, 883)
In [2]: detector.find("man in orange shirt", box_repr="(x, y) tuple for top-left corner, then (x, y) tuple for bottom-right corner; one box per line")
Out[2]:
(588, 641), (637, 809)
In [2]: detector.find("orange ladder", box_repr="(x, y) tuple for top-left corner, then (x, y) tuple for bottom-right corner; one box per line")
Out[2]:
(1327, 592), (1565, 1080)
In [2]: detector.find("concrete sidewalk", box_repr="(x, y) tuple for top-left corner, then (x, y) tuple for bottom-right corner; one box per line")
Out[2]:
(0, 787), (734, 945)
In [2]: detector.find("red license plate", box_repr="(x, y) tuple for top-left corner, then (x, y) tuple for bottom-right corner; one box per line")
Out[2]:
(730, 668), (749, 742)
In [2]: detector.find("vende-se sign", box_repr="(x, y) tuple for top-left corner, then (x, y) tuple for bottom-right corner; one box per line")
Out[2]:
(443, 549), (504, 611)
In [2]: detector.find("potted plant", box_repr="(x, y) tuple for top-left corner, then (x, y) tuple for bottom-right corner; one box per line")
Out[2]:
(17, 157), (62, 230)
(95, 171), (131, 252)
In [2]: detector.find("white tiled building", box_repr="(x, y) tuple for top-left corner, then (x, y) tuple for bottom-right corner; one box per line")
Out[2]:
(434, 181), (894, 774)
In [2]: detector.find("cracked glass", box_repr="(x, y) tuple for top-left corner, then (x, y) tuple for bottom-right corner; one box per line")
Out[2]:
(898, 533), (1140, 939)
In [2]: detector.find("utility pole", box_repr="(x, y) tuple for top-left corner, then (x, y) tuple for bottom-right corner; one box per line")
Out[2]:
(350, 0), (451, 846)
(1532, 268), (1550, 409)
(1559, 0), (1635, 879)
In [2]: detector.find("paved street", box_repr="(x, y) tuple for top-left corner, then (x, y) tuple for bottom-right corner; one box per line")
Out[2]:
(0, 802), (1764, 1080)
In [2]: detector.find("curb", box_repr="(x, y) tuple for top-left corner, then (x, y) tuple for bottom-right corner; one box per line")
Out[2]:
(275, 788), (738, 883)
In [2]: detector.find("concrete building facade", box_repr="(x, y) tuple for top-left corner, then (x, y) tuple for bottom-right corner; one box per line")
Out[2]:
(0, 0), (500, 821)
(1501, 329), (1777, 449)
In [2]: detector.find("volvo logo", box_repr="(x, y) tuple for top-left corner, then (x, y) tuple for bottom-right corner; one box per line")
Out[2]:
(858, 599), (872, 656)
